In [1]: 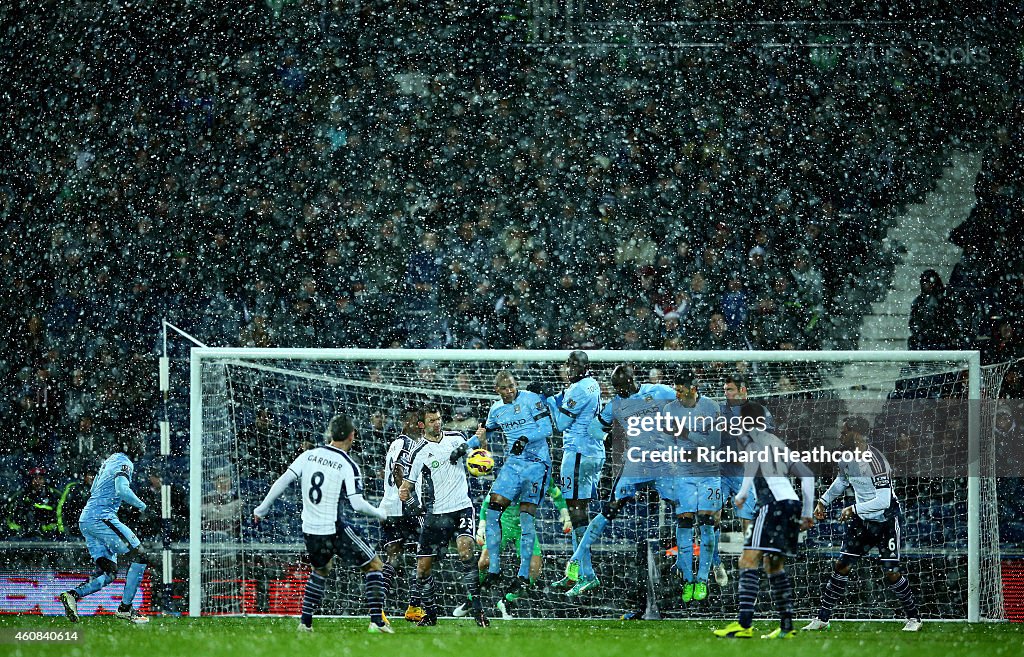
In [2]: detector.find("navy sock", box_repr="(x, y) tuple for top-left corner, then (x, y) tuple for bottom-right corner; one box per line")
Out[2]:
(888, 575), (920, 620)
(737, 568), (762, 628)
(461, 558), (482, 611)
(365, 571), (386, 626)
(408, 572), (421, 608)
(300, 572), (327, 628)
(769, 571), (794, 632)
(418, 574), (435, 614)
(818, 572), (849, 622)
(381, 562), (397, 596)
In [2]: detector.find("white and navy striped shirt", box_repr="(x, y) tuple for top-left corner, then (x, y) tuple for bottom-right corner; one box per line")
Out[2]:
(381, 434), (419, 518)
(405, 431), (472, 515)
(739, 428), (815, 518)
(284, 445), (362, 535)
(820, 446), (898, 522)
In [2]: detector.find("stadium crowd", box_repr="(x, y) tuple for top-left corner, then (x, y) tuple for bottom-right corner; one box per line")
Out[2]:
(0, 0), (1020, 545)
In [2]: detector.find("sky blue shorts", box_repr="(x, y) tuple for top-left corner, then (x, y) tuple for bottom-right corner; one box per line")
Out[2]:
(614, 475), (682, 512)
(560, 451), (604, 500)
(721, 475), (757, 521)
(676, 476), (723, 513)
(492, 458), (550, 506)
(79, 516), (141, 562)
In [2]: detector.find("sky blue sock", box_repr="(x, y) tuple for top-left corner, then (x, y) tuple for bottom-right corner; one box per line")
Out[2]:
(75, 571), (113, 598)
(697, 524), (717, 582)
(676, 524), (694, 582)
(122, 562), (147, 606)
(518, 512), (536, 579)
(485, 508), (502, 574)
(572, 514), (608, 578)
(571, 525), (584, 552)
(575, 526), (593, 576)
(711, 526), (722, 567)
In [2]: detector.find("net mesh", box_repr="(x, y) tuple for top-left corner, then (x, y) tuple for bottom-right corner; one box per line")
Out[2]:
(192, 352), (1007, 620)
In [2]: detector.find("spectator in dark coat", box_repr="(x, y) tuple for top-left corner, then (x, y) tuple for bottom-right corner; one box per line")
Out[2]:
(909, 270), (955, 350)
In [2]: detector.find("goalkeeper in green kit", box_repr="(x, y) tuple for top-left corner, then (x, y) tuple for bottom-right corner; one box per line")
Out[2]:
(454, 481), (572, 619)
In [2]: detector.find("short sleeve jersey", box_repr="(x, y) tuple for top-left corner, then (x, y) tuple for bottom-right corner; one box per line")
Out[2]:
(406, 431), (473, 515)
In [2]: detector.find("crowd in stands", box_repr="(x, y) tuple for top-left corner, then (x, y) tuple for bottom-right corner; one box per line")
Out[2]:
(570, 0), (1015, 21)
(0, 1), (1020, 545)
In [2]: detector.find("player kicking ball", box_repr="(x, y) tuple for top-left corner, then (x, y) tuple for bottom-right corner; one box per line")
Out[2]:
(803, 417), (923, 632)
(400, 406), (489, 627)
(254, 414), (393, 634)
(59, 431), (150, 624)
(713, 402), (815, 640)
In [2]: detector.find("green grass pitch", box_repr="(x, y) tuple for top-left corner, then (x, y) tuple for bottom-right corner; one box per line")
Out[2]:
(2, 616), (1022, 657)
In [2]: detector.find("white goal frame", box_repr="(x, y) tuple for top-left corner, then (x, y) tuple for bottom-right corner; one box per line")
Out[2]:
(187, 348), (984, 620)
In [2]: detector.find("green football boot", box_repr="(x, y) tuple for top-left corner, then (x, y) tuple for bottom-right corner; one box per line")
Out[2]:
(565, 576), (600, 598)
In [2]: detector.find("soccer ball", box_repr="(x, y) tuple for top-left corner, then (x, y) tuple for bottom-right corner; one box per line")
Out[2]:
(466, 449), (494, 477)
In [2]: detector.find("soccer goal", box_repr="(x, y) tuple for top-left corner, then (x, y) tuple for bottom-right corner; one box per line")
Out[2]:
(185, 348), (1009, 622)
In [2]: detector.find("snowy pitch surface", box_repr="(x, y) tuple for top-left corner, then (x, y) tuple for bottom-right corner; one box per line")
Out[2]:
(3, 616), (1024, 657)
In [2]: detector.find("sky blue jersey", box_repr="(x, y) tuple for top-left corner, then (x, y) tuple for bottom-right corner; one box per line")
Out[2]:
(665, 395), (722, 477)
(598, 383), (677, 451)
(80, 452), (134, 521)
(550, 375), (603, 458)
(484, 390), (553, 464)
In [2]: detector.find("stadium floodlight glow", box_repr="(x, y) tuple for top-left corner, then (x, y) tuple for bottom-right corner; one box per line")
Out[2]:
(186, 348), (1004, 622)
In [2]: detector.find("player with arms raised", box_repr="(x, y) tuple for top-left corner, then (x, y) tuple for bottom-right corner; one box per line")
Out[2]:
(480, 370), (554, 599)
(714, 402), (814, 639)
(804, 416), (922, 632)
(536, 351), (604, 591)
(253, 414), (393, 634)
(59, 431), (151, 624)
(664, 370), (723, 603)
(562, 364), (678, 598)
(399, 406), (489, 627)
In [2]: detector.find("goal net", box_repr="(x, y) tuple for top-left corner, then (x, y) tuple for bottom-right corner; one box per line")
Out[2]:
(186, 348), (1008, 621)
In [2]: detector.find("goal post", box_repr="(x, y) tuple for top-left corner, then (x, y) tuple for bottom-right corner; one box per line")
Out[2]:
(967, 352), (982, 624)
(186, 348), (1000, 621)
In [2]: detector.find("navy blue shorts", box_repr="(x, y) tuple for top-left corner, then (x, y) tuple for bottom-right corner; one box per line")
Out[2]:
(380, 514), (422, 550)
(416, 507), (476, 558)
(744, 500), (802, 557)
(842, 515), (901, 563)
(304, 522), (377, 569)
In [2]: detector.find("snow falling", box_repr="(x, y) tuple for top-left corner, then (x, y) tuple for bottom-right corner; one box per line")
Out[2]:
(0, 0), (1022, 645)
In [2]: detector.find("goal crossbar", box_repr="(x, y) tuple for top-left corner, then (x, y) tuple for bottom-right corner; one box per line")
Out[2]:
(189, 347), (983, 364)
